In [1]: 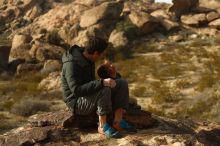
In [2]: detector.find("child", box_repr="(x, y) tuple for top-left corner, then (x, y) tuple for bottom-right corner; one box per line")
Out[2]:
(97, 61), (121, 79)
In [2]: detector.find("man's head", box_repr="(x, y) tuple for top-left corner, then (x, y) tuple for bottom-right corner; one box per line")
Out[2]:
(85, 37), (108, 62)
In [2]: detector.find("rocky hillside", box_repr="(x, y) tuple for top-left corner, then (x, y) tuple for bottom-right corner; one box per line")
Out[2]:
(0, 109), (220, 146)
(0, 0), (220, 74)
(1, 0), (220, 145)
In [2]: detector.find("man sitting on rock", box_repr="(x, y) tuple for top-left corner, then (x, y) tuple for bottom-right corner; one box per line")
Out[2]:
(61, 37), (136, 138)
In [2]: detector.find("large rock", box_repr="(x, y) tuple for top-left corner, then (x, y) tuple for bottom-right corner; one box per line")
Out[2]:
(206, 12), (220, 22)
(38, 71), (62, 91)
(1, 109), (220, 146)
(11, 34), (32, 50)
(29, 43), (65, 62)
(22, 0), (44, 12)
(72, 22), (111, 47)
(74, 0), (98, 7)
(0, 45), (11, 69)
(199, 0), (220, 10)
(16, 63), (43, 75)
(209, 18), (220, 29)
(151, 9), (179, 31)
(9, 34), (32, 61)
(169, 0), (199, 19)
(80, 1), (124, 28)
(0, 7), (21, 24)
(181, 13), (207, 26)
(108, 30), (128, 48)
(24, 3), (42, 20)
(129, 10), (159, 35)
(41, 59), (62, 73)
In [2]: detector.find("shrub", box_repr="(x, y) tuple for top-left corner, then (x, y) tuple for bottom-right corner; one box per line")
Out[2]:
(39, 28), (47, 34)
(132, 86), (147, 97)
(196, 73), (217, 92)
(151, 81), (180, 104)
(11, 99), (50, 116)
(47, 29), (62, 46)
(115, 21), (138, 41)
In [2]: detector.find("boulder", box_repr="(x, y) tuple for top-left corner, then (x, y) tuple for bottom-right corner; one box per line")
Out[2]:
(151, 9), (179, 31)
(206, 12), (220, 22)
(9, 34), (32, 61)
(0, 0), (5, 5)
(58, 24), (80, 44)
(1, 7), (20, 24)
(160, 19), (179, 31)
(11, 34), (32, 50)
(108, 30), (128, 48)
(28, 108), (155, 129)
(25, 3), (42, 20)
(1, 110), (220, 145)
(209, 18), (220, 29)
(74, 0), (98, 7)
(29, 43), (65, 62)
(169, 0), (199, 19)
(80, 1), (124, 28)
(129, 10), (159, 35)
(0, 45), (11, 69)
(41, 60), (62, 73)
(169, 35), (184, 42)
(181, 13), (207, 26)
(22, 0), (44, 12)
(199, 0), (220, 10)
(72, 22), (110, 47)
(151, 9), (170, 20)
(16, 63), (43, 75)
(38, 71), (62, 91)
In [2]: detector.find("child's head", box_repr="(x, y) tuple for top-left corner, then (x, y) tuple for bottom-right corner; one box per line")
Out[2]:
(97, 61), (116, 79)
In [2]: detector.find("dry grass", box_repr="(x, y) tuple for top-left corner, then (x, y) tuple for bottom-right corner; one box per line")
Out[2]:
(11, 99), (50, 117)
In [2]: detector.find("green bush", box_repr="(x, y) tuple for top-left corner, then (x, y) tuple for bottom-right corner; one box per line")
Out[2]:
(151, 81), (180, 104)
(47, 29), (62, 46)
(132, 86), (147, 97)
(11, 99), (50, 117)
(196, 73), (217, 92)
(115, 21), (138, 41)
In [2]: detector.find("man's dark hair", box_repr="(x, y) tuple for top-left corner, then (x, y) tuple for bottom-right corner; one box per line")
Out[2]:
(85, 37), (108, 54)
(97, 64), (111, 79)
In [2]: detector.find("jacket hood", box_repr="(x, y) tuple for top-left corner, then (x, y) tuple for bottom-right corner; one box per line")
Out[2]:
(62, 45), (91, 67)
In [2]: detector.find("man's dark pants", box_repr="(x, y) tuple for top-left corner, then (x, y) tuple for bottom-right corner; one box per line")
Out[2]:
(75, 79), (129, 116)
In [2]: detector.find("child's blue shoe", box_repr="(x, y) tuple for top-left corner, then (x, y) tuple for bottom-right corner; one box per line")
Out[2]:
(98, 123), (122, 138)
(113, 119), (137, 133)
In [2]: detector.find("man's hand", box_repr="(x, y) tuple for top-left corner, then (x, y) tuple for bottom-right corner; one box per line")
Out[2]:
(103, 78), (116, 88)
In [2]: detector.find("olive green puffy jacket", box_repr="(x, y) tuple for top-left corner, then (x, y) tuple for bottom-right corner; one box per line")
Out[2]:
(61, 45), (103, 112)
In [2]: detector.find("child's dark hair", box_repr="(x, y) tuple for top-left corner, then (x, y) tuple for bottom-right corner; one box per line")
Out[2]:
(85, 36), (108, 54)
(97, 64), (111, 79)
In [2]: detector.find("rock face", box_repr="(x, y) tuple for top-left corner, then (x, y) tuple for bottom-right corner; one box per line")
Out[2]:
(206, 12), (220, 22)
(80, 1), (124, 28)
(209, 18), (220, 29)
(108, 30), (128, 48)
(38, 71), (62, 91)
(29, 43), (66, 62)
(181, 13), (207, 26)
(151, 9), (179, 31)
(9, 34), (32, 61)
(1, 108), (220, 146)
(16, 63), (43, 75)
(169, 0), (199, 19)
(42, 59), (62, 73)
(129, 10), (159, 35)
